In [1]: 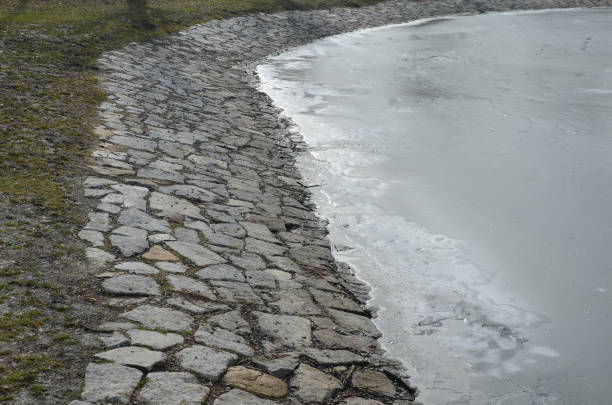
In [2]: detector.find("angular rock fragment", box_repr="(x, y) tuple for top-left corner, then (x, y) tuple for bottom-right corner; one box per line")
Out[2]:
(303, 348), (364, 366)
(138, 372), (210, 405)
(229, 252), (266, 270)
(223, 366), (287, 398)
(114, 261), (158, 274)
(177, 345), (237, 381)
(102, 274), (160, 296)
(94, 346), (165, 370)
(150, 192), (203, 219)
(195, 324), (253, 356)
(154, 261), (186, 273)
(213, 389), (277, 405)
(167, 275), (216, 300)
(142, 245), (179, 261)
(78, 230), (104, 247)
(196, 264), (245, 282)
(122, 305), (193, 332)
(127, 329), (184, 350)
(351, 369), (397, 397)
(329, 309), (381, 337)
(253, 311), (311, 351)
(166, 241), (225, 266)
(109, 226), (149, 257)
(212, 281), (262, 304)
(81, 363), (143, 404)
(168, 297), (229, 314)
(84, 212), (111, 232)
(252, 353), (300, 378)
(313, 329), (377, 353)
(118, 208), (171, 233)
(208, 310), (251, 336)
(290, 363), (342, 403)
(98, 332), (129, 349)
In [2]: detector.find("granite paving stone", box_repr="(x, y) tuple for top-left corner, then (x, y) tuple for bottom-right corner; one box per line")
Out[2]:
(177, 345), (238, 381)
(138, 372), (210, 405)
(81, 363), (143, 404)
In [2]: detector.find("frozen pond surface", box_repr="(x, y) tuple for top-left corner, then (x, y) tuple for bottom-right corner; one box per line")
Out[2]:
(258, 8), (612, 405)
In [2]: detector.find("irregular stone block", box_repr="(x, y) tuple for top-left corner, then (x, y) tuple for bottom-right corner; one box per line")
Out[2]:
(102, 274), (160, 296)
(109, 226), (149, 257)
(81, 363), (142, 404)
(94, 346), (165, 371)
(138, 372), (210, 405)
(328, 309), (381, 337)
(177, 345), (237, 381)
(196, 264), (245, 282)
(303, 348), (364, 366)
(222, 366), (287, 398)
(166, 241), (226, 266)
(253, 311), (311, 350)
(122, 305), (193, 332)
(127, 329), (184, 350)
(351, 369), (397, 397)
(213, 389), (277, 405)
(167, 275), (216, 300)
(150, 192), (203, 219)
(114, 261), (158, 274)
(290, 363), (342, 403)
(208, 310), (251, 335)
(195, 324), (253, 356)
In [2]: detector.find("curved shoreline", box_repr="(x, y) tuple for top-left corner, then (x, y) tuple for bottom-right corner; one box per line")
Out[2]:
(74, 0), (611, 403)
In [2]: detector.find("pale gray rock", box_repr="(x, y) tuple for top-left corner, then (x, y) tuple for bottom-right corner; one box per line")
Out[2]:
(310, 288), (363, 313)
(123, 305), (193, 332)
(328, 309), (381, 337)
(351, 369), (397, 397)
(150, 192), (203, 219)
(213, 389), (277, 405)
(313, 329), (378, 353)
(97, 321), (136, 332)
(109, 135), (157, 151)
(166, 241), (226, 266)
(167, 275), (215, 300)
(290, 363), (343, 403)
(229, 252), (266, 270)
(118, 208), (171, 233)
(107, 184), (149, 210)
(102, 274), (160, 296)
(98, 332), (129, 349)
(114, 261), (158, 274)
(304, 348), (364, 366)
(94, 346), (165, 370)
(148, 233), (176, 243)
(78, 230), (104, 247)
(84, 212), (111, 232)
(84, 177), (117, 187)
(195, 323), (253, 356)
(211, 223), (246, 238)
(208, 310), (251, 335)
(97, 202), (121, 214)
(269, 290), (321, 315)
(245, 238), (287, 257)
(168, 297), (229, 314)
(127, 329), (184, 350)
(245, 270), (277, 289)
(81, 363), (143, 404)
(212, 281), (262, 304)
(253, 311), (311, 350)
(154, 261), (186, 273)
(263, 269), (292, 280)
(159, 184), (219, 203)
(175, 227), (199, 243)
(138, 167), (184, 183)
(252, 353), (300, 377)
(138, 372), (210, 405)
(196, 264), (245, 282)
(176, 345), (237, 381)
(240, 222), (280, 244)
(109, 226), (149, 257)
(69, 401), (93, 405)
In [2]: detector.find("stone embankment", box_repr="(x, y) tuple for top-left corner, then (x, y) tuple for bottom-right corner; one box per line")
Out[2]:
(72, 0), (611, 403)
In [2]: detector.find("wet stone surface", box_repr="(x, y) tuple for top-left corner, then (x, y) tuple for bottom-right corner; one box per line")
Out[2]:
(73, 0), (604, 402)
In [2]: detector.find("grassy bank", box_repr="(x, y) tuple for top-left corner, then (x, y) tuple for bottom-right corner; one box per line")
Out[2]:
(0, 0), (383, 401)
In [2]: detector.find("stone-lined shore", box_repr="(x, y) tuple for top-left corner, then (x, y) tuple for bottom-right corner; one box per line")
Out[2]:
(72, 0), (611, 403)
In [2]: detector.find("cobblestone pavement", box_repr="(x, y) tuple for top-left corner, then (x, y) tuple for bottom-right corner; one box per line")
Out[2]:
(73, 0), (611, 403)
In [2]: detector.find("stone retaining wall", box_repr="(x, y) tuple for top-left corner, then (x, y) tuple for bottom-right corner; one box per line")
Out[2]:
(73, 0), (611, 403)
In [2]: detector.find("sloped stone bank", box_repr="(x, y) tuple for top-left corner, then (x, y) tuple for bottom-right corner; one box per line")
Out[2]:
(73, 0), (611, 403)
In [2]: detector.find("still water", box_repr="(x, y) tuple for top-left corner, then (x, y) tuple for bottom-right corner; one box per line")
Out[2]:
(258, 8), (612, 405)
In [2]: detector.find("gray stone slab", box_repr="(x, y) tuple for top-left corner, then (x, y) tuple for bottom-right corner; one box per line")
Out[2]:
(313, 329), (378, 353)
(195, 323), (254, 356)
(304, 348), (364, 366)
(98, 331), (129, 349)
(252, 353), (300, 378)
(167, 274), (216, 300)
(154, 261), (187, 273)
(114, 261), (158, 274)
(245, 238), (287, 257)
(290, 363), (343, 403)
(229, 252), (266, 270)
(81, 363), (143, 404)
(150, 192), (203, 219)
(109, 226), (149, 257)
(102, 274), (160, 296)
(253, 311), (311, 350)
(240, 222), (280, 244)
(207, 310), (251, 336)
(159, 184), (219, 203)
(138, 372), (210, 405)
(269, 290), (321, 315)
(167, 297), (229, 314)
(328, 309), (381, 338)
(310, 288), (364, 313)
(122, 305), (193, 332)
(351, 369), (397, 397)
(176, 345), (237, 381)
(196, 264), (245, 282)
(78, 230), (104, 247)
(94, 346), (166, 370)
(84, 212), (111, 232)
(127, 329), (184, 350)
(166, 241), (226, 266)
(211, 281), (262, 305)
(213, 389), (277, 405)
(118, 208), (171, 233)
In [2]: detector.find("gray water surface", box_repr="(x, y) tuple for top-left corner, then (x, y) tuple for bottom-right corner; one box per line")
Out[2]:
(258, 8), (612, 404)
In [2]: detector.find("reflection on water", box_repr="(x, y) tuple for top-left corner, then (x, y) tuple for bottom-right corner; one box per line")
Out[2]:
(258, 8), (612, 405)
